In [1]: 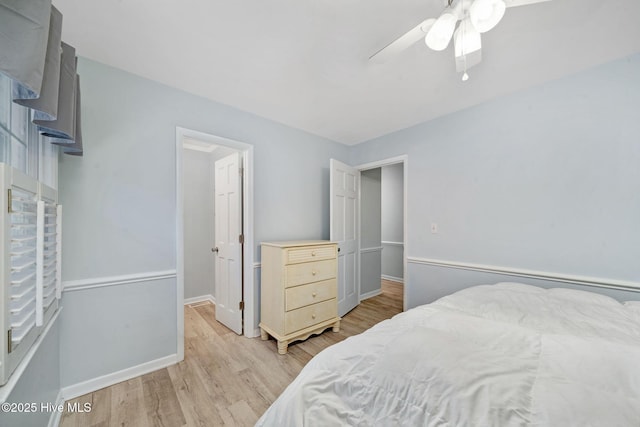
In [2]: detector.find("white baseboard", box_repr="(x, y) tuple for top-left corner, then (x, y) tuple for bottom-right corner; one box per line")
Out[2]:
(184, 294), (215, 305)
(47, 390), (64, 427)
(251, 328), (261, 338)
(360, 289), (382, 300)
(61, 354), (178, 401)
(381, 275), (404, 284)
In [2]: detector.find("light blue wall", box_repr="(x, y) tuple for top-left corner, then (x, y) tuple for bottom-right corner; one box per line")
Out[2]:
(58, 58), (349, 389)
(360, 168), (382, 296)
(352, 53), (640, 306)
(381, 163), (404, 281)
(60, 279), (176, 387)
(183, 149), (216, 300)
(361, 169), (381, 249)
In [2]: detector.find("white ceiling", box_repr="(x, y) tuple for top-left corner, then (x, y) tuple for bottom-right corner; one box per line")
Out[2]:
(52, 0), (640, 145)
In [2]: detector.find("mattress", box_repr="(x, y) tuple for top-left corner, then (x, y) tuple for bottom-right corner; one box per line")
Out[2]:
(256, 282), (640, 426)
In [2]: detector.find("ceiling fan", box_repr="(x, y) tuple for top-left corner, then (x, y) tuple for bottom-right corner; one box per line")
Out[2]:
(370, 0), (552, 80)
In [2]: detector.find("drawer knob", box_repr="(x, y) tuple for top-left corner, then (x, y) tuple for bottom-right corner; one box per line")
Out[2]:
(312, 313), (316, 319)
(311, 270), (317, 276)
(311, 251), (316, 256)
(312, 292), (317, 298)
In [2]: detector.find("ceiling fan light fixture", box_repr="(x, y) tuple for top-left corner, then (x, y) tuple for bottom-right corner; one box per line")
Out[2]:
(469, 0), (506, 33)
(425, 10), (459, 51)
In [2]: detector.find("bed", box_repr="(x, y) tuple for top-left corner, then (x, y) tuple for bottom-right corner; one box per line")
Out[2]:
(256, 282), (640, 426)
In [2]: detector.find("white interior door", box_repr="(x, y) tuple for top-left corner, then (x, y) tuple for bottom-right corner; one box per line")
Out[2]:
(214, 152), (243, 334)
(330, 159), (360, 316)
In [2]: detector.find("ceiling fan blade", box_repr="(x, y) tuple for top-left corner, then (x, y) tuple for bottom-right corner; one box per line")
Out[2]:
(369, 18), (436, 63)
(504, 0), (552, 7)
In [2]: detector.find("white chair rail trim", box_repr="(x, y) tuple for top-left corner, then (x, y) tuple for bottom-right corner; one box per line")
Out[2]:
(381, 241), (404, 247)
(63, 270), (178, 292)
(360, 246), (384, 254)
(407, 257), (640, 292)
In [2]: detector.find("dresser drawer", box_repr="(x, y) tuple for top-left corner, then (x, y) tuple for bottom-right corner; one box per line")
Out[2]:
(284, 299), (337, 334)
(286, 245), (336, 264)
(285, 279), (336, 311)
(285, 259), (336, 288)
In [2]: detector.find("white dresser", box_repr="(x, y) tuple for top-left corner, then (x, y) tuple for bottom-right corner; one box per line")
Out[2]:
(260, 240), (341, 354)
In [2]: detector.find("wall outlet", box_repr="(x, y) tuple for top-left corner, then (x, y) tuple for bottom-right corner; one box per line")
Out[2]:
(431, 223), (438, 234)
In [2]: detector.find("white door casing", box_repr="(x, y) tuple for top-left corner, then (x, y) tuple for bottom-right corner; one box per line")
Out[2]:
(214, 152), (243, 334)
(330, 159), (360, 316)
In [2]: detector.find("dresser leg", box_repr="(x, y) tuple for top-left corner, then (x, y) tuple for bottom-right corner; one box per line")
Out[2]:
(260, 328), (268, 341)
(277, 340), (288, 355)
(332, 320), (341, 333)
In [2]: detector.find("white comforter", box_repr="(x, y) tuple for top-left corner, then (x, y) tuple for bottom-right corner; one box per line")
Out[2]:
(256, 282), (640, 426)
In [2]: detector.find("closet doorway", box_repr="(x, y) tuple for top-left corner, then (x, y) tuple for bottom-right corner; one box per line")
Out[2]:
(175, 128), (255, 362)
(358, 157), (407, 310)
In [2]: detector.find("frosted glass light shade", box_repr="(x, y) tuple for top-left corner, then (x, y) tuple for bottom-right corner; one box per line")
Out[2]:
(454, 18), (482, 57)
(469, 0), (506, 33)
(454, 18), (482, 73)
(425, 10), (458, 51)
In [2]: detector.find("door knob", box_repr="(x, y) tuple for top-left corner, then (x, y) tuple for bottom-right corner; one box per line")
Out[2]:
(212, 247), (219, 253)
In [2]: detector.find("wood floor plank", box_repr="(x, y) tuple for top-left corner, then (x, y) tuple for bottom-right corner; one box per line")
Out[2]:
(192, 303), (234, 338)
(59, 391), (94, 427)
(142, 369), (186, 427)
(167, 360), (226, 427)
(227, 400), (259, 426)
(109, 378), (149, 427)
(89, 387), (112, 426)
(61, 280), (403, 427)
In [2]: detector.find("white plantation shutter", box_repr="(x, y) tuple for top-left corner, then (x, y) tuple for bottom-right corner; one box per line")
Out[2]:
(8, 185), (38, 350)
(0, 163), (60, 385)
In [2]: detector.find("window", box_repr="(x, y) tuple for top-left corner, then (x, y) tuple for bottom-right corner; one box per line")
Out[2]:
(0, 74), (61, 385)
(0, 73), (58, 189)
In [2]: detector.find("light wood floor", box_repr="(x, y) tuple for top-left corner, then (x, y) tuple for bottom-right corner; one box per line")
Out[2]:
(60, 280), (403, 427)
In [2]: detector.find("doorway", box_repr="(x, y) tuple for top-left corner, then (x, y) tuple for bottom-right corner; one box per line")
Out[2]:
(182, 139), (238, 305)
(175, 127), (255, 362)
(330, 155), (408, 317)
(359, 159), (406, 309)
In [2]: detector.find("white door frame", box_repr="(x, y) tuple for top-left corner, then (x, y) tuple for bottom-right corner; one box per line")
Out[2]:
(356, 155), (408, 311)
(175, 127), (255, 361)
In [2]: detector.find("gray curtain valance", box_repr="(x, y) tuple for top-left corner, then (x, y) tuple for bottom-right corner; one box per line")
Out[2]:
(34, 43), (76, 140)
(0, 1), (83, 155)
(0, 0), (52, 96)
(13, 5), (63, 121)
(54, 75), (83, 156)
